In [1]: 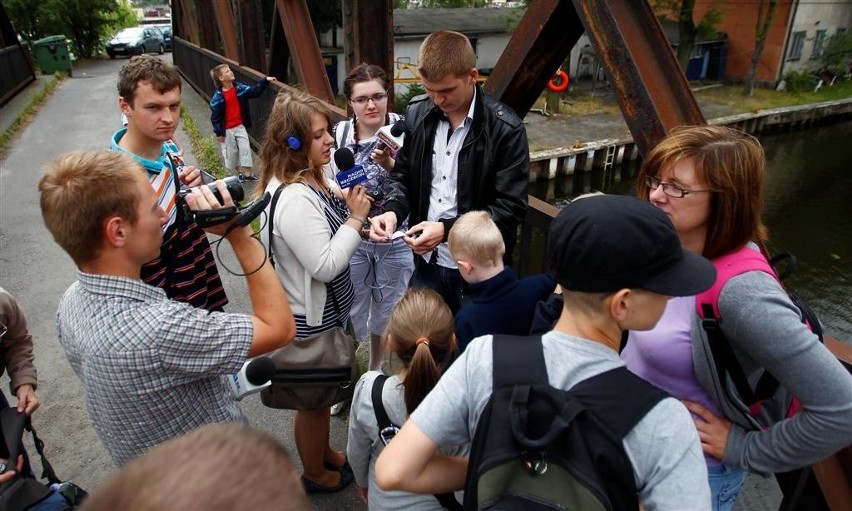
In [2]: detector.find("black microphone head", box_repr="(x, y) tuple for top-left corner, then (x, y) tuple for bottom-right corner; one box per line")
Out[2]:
(334, 147), (356, 170)
(245, 357), (275, 385)
(389, 119), (406, 137)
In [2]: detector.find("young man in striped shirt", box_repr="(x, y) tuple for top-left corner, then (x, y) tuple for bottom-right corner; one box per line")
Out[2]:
(111, 55), (227, 311)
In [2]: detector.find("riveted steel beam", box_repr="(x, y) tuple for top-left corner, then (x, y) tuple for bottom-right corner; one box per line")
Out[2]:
(274, 0), (334, 103)
(174, 0), (198, 45)
(485, 0), (584, 121)
(267, 3), (291, 83)
(212, 0), (239, 61)
(239, 0), (266, 72)
(195, 0), (218, 52)
(572, 0), (705, 154)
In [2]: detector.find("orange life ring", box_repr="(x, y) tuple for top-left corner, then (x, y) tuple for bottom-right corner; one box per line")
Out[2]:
(547, 70), (569, 92)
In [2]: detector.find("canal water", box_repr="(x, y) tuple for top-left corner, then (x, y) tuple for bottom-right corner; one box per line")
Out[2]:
(529, 121), (852, 344)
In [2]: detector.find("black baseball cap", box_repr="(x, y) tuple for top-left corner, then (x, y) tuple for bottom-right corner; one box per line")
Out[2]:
(547, 195), (716, 296)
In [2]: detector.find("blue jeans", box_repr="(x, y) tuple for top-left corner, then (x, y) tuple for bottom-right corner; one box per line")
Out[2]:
(411, 259), (465, 315)
(348, 240), (414, 341)
(707, 464), (746, 511)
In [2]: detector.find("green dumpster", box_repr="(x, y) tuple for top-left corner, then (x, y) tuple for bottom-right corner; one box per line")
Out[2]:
(33, 35), (73, 76)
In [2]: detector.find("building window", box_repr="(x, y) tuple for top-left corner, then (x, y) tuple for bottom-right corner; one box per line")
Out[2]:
(811, 29), (827, 59)
(787, 31), (806, 61)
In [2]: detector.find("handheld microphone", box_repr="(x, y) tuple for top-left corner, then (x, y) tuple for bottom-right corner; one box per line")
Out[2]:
(375, 120), (406, 153)
(229, 356), (275, 400)
(333, 147), (369, 189)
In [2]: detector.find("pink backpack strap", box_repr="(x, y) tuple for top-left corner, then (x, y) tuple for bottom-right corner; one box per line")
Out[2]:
(695, 246), (779, 320)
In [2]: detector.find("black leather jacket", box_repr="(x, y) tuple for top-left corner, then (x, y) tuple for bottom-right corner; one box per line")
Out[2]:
(384, 85), (529, 259)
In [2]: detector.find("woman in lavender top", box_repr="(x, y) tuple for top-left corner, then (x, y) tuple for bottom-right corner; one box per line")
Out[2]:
(621, 125), (852, 511)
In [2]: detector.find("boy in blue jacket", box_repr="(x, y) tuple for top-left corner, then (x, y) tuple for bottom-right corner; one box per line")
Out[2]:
(209, 65), (276, 181)
(449, 211), (555, 351)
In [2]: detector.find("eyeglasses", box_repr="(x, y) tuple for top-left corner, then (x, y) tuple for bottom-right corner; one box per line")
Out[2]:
(350, 93), (388, 106)
(645, 175), (714, 198)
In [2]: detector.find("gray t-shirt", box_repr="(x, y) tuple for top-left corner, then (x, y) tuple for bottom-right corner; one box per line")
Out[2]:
(410, 331), (711, 511)
(348, 371), (467, 511)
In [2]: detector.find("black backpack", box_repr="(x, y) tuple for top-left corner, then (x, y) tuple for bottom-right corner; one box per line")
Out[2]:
(463, 335), (667, 511)
(0, 408), (86, 511)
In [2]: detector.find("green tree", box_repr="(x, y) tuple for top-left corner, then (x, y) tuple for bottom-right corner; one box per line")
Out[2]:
(822, 31), (852, 75)
(6, 0), (136, 58)
(743, 0), (779, 96)
(653, 0), (724, 72)
(305, 0), (342, 34)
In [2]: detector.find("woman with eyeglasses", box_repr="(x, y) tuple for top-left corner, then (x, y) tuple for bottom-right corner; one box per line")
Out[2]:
(620, 125), (852, 510)
(328, 64), (415, 383)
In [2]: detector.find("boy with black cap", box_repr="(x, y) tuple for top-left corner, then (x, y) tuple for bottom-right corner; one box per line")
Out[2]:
(375, 194), (716, 509)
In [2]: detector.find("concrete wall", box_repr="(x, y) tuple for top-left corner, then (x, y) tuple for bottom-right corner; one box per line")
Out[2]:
(781, 3), (852, 76)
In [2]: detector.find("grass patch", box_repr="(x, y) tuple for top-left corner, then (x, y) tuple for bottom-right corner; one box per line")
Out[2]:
(179, 106), (266, 232)
(694, 79), (852, 113)
(531, 90), (621, 116)
(0, 74), (64, 154)
(180, 105), (227, 179)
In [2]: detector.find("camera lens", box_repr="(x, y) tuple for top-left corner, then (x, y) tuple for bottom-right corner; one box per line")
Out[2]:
(209, 175), (244, 204)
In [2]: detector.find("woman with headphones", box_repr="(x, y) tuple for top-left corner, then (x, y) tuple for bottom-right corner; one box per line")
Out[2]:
(257, 89), (371, 494)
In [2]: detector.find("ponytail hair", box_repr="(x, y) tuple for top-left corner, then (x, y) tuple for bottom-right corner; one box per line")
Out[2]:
(385, 288), (456, 415)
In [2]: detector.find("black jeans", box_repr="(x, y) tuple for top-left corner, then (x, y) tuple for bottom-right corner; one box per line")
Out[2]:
(411, 259), (465, 315)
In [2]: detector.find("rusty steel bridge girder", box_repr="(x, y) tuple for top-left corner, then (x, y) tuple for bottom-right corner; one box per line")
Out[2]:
(485, 0), (584, 125)
(274, 0), (334, 104)
(572, 0), (705, 155)
(489, 0), (704, 157)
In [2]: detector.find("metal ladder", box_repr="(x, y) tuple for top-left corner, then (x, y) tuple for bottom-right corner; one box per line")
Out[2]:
(603, 145), (616, 171)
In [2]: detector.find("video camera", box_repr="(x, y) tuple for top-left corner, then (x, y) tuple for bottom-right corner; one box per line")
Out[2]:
(176, 175), (270, 228)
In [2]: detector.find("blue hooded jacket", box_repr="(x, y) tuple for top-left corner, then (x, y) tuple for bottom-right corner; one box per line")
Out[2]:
(210, 78), (269, 137)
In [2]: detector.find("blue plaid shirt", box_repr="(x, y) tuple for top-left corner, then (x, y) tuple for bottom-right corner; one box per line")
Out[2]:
(56, 272), (253, 465)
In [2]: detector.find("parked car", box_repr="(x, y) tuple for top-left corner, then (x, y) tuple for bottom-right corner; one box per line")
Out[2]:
(105, 27), (164, 59)
(152, 24), (172, 51)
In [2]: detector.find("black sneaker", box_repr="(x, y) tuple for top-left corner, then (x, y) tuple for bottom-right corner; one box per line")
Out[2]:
(242, 174), (259, 181)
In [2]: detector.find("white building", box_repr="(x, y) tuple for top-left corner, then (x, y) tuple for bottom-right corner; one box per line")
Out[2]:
(781, 3), (852, 76)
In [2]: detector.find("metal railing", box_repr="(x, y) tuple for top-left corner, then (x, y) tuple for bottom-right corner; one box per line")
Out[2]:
(0, 45), (35, 107)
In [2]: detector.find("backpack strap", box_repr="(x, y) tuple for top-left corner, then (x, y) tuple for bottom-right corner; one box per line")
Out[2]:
(492, 334), (548, 389)
(696, 246), (776, 320)
(27, 420), (60, 485)
(371, 374), (394, 437)
(570, 367), (667, 439)
(370, 375), (461, 510)
(695, 246), (781, 405)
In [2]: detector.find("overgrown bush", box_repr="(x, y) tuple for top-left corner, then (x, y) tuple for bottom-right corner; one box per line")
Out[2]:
(782, 70), (818, 93)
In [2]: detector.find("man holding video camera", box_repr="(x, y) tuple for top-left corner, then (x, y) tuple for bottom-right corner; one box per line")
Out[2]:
(111, 55), (227, 311)
(39, 150), (296, 466)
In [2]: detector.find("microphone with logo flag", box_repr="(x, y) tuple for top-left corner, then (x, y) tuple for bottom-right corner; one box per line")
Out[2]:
(333, 147), (369, 190)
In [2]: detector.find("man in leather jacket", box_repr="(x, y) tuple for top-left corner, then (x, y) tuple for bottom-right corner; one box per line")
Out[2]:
(370, 30), (529, 313)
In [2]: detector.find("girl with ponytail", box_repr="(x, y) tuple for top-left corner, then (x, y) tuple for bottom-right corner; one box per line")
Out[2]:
(346, 288), (465, 510)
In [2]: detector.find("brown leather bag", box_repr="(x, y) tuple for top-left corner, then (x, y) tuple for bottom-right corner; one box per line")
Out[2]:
(260, 321), (358, 410)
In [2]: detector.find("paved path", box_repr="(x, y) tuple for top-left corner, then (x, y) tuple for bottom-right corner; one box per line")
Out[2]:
(0, 56), (781, 510)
